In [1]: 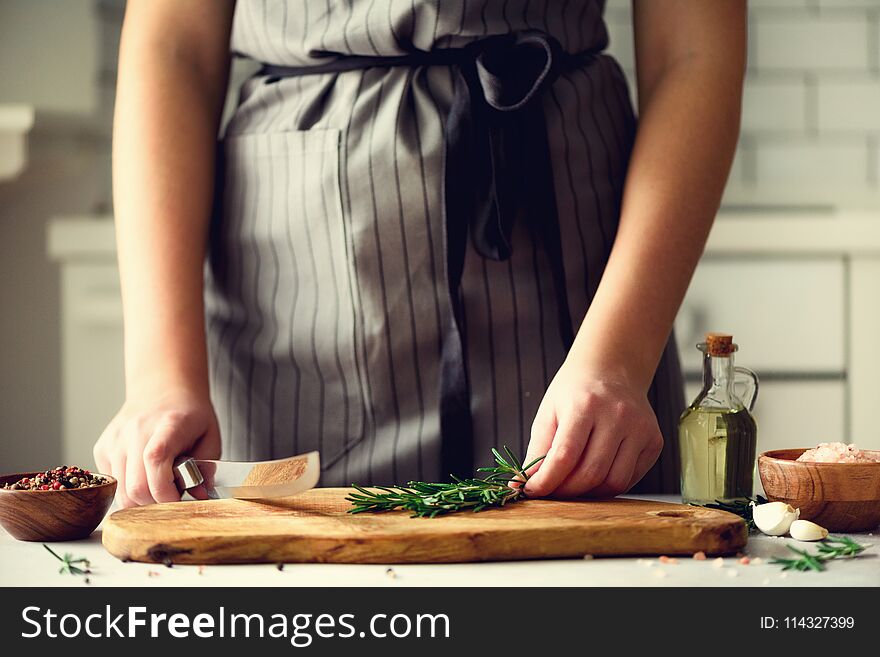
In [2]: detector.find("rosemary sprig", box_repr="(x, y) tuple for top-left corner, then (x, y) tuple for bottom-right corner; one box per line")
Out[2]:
(770, 536), (868, 572)
(43, 543), (91, 578)
(692, 495), (768, 530)
(347, 446), (544, 518)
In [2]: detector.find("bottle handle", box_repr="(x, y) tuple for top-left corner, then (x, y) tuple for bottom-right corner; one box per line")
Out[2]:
(734, 366), (759, 412)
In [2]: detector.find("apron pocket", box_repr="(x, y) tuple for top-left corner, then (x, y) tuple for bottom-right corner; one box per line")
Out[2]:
(206, 128), (366, 466)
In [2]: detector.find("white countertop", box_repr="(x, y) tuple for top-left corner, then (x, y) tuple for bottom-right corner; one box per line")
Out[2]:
(2, 496), (876, 588)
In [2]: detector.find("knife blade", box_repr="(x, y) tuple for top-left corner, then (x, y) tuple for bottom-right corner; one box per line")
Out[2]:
(173, 451), (320, 500)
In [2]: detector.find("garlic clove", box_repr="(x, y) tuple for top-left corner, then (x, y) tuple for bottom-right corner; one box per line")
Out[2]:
(753, 502), (800, 536)
(789, 519), (829, 542)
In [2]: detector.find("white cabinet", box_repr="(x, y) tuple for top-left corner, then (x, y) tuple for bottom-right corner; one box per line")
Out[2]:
(0, 104), (34, 180)
(48, 219), (123, 468)
(677, 256), (850, 451)
(676, 258), (845, 374)
(681, 211), (880, 450)
(684, 380), (847, 454)
(60, 263), (124, 467)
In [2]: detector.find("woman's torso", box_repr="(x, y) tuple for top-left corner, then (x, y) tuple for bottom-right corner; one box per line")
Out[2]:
(230, 0), (611, 65)
(205, 0), (684, 492)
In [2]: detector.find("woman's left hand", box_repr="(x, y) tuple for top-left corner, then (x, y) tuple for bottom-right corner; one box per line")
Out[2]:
(521, 359), (664, 499)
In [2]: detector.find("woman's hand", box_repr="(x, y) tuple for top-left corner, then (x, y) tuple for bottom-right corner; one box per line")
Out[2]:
(105, 0), (233, 508)
(94, 388), (221, 508)
(522, 361), (663, 499)
(516, 1), (745, 498)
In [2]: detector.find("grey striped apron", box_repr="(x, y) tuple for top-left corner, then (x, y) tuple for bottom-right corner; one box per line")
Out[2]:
(205, 0), (686, 492)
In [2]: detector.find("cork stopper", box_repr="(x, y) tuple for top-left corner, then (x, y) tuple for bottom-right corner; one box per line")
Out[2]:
(705, 332), (736, 356)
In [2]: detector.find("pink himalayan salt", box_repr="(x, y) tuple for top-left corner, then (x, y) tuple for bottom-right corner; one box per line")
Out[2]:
(796, 442), (878, 464)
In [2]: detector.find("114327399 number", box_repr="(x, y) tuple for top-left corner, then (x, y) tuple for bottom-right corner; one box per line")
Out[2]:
(783, 617), (855, 629)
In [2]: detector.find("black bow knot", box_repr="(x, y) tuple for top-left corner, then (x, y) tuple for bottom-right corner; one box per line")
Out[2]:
(450, 31), (568, 265)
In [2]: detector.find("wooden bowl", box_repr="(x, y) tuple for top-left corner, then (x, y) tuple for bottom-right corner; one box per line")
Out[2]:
(758, 449), (880, 532)
(0, 471), (116, 541)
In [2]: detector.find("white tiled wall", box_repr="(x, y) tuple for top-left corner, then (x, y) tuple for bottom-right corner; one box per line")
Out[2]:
(818, 78), (880, 131)
(604, 0), (880, 193)
(753, 16), (870, 70)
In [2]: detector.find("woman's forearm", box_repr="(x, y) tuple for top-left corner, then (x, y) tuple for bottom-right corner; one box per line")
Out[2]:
(112, 0), (234, 398)
(570, 0), (746, 392)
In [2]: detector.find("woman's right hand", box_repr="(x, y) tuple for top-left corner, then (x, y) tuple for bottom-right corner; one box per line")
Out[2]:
(106, 0), (234, 507)
(94, 388), (221, 508)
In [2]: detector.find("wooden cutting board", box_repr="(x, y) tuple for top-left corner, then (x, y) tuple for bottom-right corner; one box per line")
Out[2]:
(102, 488), (747, 564)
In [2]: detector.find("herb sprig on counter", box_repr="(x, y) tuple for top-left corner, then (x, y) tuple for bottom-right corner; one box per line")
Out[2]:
(43, 544), (91, 582)
(347, 446), (544, 518)
(771, 536), (868, 572)
(693, 495), (768, 530)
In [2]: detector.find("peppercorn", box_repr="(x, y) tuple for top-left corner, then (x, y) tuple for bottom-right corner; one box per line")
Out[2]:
(2, 466), (107, 491)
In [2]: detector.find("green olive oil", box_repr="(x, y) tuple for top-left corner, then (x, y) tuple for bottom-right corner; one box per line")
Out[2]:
(678, 333), (759, 505)
(678, 406), (757, 505)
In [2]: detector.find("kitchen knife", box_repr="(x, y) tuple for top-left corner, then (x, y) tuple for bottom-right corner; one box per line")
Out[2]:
(173, 451), (320, 500)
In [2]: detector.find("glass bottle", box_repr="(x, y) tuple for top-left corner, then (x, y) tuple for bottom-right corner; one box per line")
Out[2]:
(678, 332), (759, 505)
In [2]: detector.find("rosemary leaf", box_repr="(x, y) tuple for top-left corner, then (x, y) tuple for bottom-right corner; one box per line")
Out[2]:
(347, 446), (543, 518)
(692, 495), (768, 530)
(770, 535), (869, 573)
(43, 544), (91, 578)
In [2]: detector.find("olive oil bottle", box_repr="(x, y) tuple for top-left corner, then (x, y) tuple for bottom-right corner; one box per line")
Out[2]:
(678, 333), (759, 505)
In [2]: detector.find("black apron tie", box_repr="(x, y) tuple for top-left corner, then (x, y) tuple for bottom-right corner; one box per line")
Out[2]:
(261, 31), (588, 478)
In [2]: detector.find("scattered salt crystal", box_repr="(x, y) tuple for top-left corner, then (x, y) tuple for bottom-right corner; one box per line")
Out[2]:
(652, 569), (667, 578)
(750, 557), (763, 565)
(692, 551), (707, 561)
(659, 555), (678, 565)
(761, 578), (771, 586)
(712, 557), (725, 568)
(637, 559), (655, 567)
(726, 569), (738, 578)
(739, 556), (751, 565)
(779, 573), (788, 579)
